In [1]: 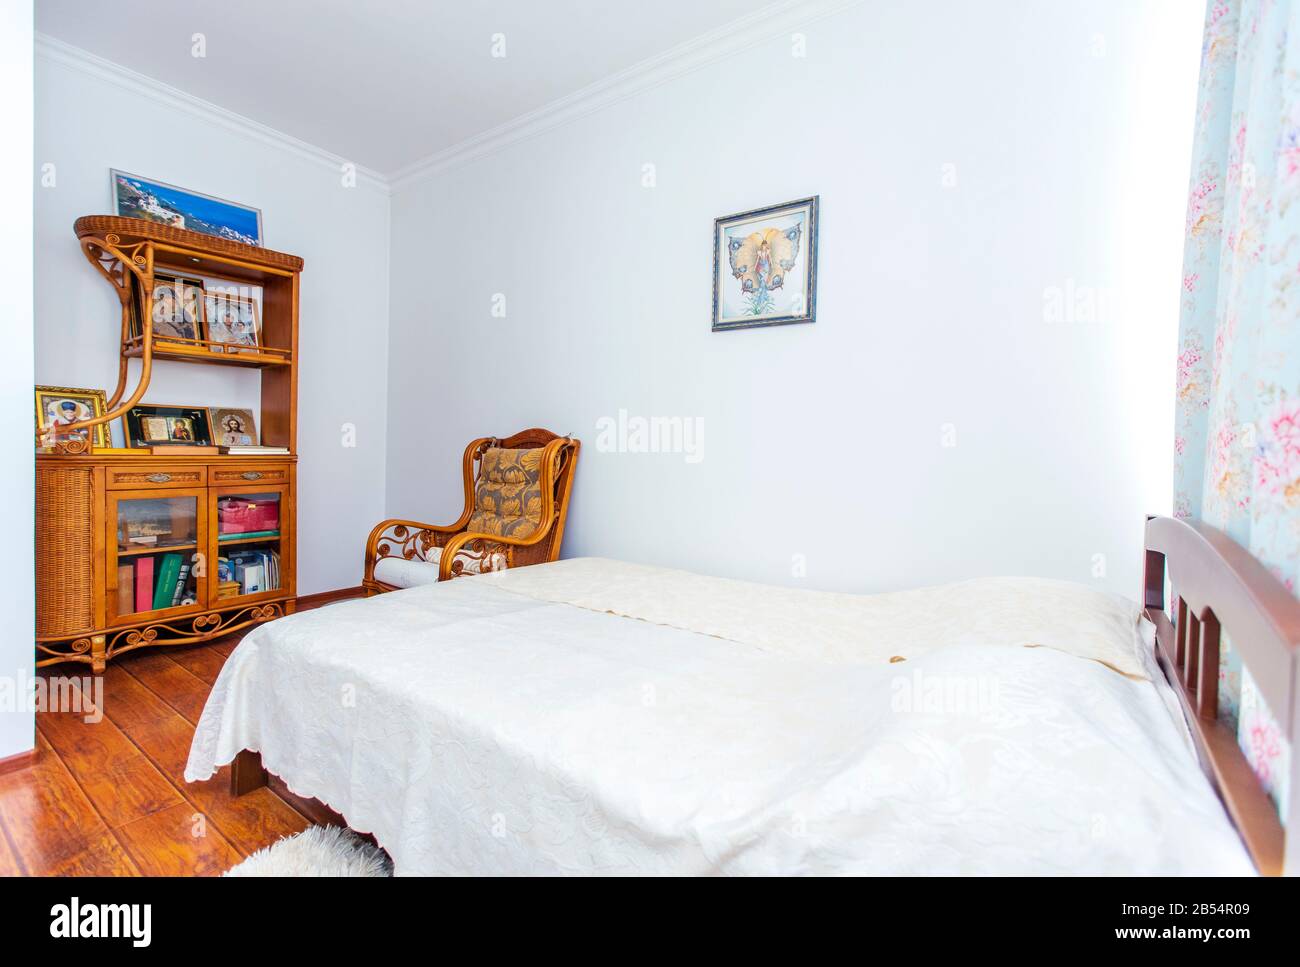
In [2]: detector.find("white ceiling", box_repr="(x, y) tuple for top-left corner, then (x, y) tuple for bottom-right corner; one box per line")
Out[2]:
(36, 0), (763, 176)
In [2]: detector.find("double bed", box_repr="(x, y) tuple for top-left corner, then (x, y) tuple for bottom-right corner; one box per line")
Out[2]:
(185, 517), (1297, 875)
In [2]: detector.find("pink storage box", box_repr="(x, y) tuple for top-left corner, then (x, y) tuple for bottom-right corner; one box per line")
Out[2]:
(218, 497), (279, 534)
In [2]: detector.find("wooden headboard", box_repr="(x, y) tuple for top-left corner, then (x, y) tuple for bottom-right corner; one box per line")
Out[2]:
(1142, 515), (1299, 875)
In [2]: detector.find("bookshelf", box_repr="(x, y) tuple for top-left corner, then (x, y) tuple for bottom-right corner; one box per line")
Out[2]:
(34, 216), (302, 673)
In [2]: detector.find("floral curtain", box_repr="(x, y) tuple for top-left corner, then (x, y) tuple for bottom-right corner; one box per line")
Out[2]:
(1174, 0), (1299, 820)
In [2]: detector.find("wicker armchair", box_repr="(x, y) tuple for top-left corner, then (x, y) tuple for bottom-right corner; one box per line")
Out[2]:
(363, 428), (579, 594)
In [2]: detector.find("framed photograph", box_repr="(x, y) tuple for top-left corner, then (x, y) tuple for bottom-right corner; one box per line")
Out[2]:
(204, 293), (261, 353)
(211, 407), (258, 446)
(35, 386), (111, 449)
(124, 404), (214, 448)
(111, 169), (263, 247)
(712, 196), (818, 332)
(128, 274), (145, 341)
(149, 275), (206, 341)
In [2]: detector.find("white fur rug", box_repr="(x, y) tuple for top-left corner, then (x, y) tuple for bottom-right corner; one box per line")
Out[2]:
(225, 825), (393, 877)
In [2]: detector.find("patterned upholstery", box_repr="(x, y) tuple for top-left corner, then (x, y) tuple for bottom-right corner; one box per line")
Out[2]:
(364, 431), (579, 595)
(466, 447), (545, 538)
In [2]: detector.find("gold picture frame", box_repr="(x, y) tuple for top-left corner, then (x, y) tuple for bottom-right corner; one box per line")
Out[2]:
(35, 385), (111, 449)
(211, 407), (259, 446)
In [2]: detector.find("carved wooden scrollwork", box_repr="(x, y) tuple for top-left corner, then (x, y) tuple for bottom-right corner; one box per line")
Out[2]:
(34, 604), (285, 671)
(80, 237), (149, 297)
(370, 523), (508, 577)
(50, 436), (91, 455)
(375, 522), (445, 564)
(448, 537), (511, 577)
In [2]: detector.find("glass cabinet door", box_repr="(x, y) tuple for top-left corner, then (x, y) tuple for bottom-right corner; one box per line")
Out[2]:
(212, 486), (289, 603)
(107, 490), (206, 623)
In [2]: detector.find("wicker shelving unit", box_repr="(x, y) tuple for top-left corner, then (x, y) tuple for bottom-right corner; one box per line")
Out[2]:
(35, 216), (303, 672)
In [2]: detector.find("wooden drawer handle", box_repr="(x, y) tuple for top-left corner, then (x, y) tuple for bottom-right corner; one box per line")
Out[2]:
(241, 471), (263, 480)
(146, 473), (172, 483)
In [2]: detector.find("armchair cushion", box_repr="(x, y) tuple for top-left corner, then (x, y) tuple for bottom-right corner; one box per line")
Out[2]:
(372, 555), (443, 589)
(466, 447), (545, 539)
(373, 545), (504, 588)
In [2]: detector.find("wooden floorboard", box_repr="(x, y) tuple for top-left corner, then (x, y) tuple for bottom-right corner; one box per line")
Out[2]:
(113, 802), (242, 877)
(92, 664), (176, 732)
(208, 635), (245, 658)
(37, 704), (180, 830)
(48, 831), (141, 877)
(125, 711), (309, 856)
(0, 734), (114, 875)
(118, 652), (211, 725)
(0, 589), (363, 877)
(160, 642), (229, 686)
(0, 816), (22, 876)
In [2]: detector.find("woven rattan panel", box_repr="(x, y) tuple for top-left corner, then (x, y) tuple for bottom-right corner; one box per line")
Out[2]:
(36, 466), (94, 637)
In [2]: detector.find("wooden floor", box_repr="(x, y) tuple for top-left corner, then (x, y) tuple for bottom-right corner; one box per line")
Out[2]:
(0, 597), (360, 876)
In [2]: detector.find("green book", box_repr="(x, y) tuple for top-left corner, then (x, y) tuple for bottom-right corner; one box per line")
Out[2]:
(219, 530), (280, 541)
(152, 553), (183, 610)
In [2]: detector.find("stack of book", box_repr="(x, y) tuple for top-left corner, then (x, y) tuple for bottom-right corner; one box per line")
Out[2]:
(117, 552), (196, 614)
(220, 445), (289, 455)
(217, 529), (279, 543)
(216, 548), (280, 596)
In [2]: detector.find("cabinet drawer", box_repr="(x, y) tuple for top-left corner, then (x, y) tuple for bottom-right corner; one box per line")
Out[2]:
(106, 465), (206, 489)
(210, 464), (290, 485)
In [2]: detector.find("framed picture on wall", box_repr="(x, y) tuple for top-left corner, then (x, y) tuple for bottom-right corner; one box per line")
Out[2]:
(712, 196), (818, 332)
(110, 169), (263, 246)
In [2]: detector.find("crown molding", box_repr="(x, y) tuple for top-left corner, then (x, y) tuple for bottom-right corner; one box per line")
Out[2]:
(37, 0), (863, 195)
(387, 0), (864, 191)
(35, 33), (390, 195)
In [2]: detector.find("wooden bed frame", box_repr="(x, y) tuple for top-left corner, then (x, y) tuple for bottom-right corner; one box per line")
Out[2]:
(1143, 514), (1300, 876)
(231, 513), (1298, 875)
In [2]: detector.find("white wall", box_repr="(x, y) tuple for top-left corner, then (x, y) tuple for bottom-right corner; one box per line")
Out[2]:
(386, 0), (1201, 596)
(2, 0), (35, 759)
(35, 44), (391, 595)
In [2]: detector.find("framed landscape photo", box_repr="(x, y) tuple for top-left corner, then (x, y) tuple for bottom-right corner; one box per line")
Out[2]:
(712, 196), (818, 332)
(204, 292), (261, 354)
(35, 385), (110, 449)
(111, 169), (263, 246)
(124, 404), (214, 448)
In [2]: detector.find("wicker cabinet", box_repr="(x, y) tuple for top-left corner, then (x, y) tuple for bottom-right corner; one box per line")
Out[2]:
(36, 457), (297, 671)
(35, 217), (303, 672)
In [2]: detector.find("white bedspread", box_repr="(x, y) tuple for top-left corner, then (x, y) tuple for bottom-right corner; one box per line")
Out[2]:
(186, 561), (1253, 875)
